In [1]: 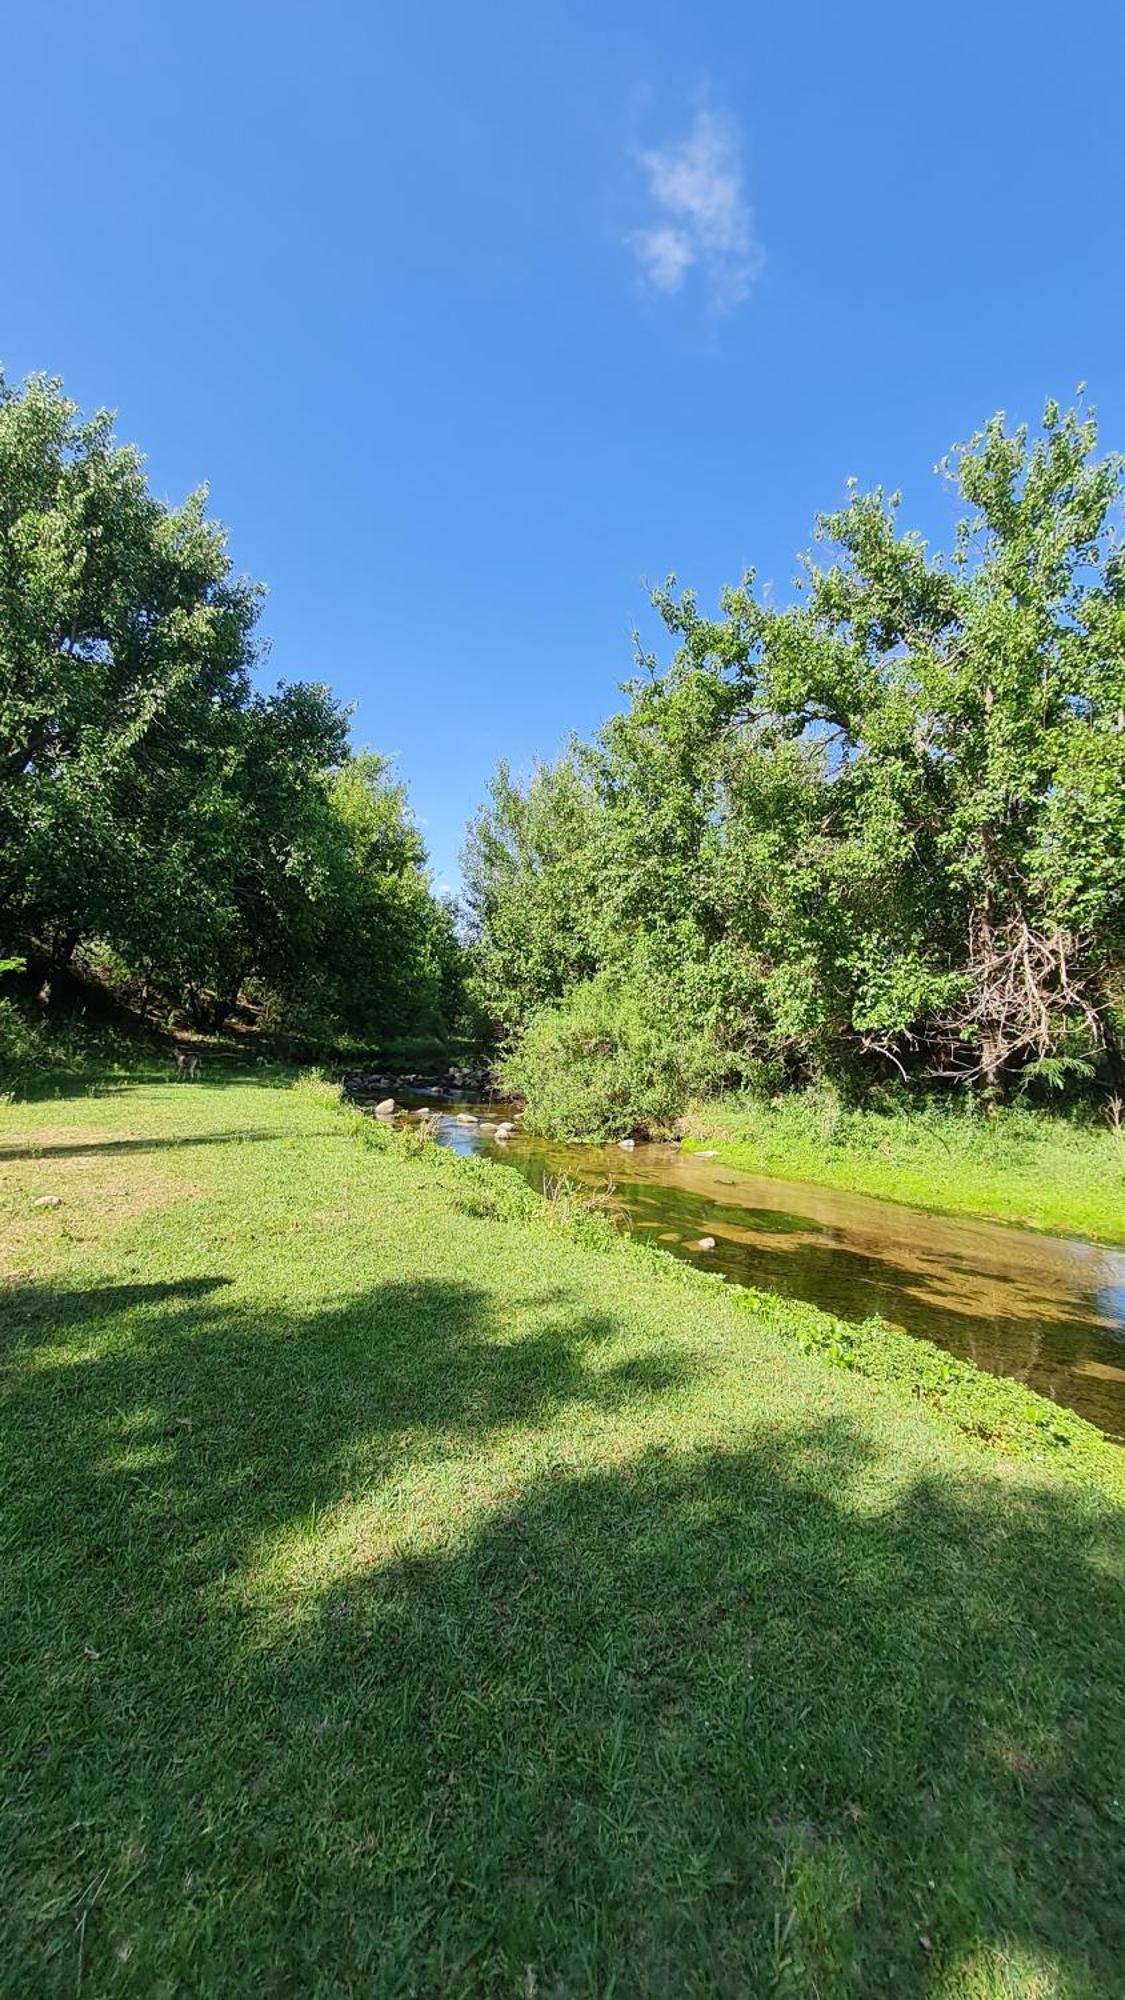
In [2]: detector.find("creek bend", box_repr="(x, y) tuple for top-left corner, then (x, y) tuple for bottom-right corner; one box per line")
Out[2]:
(361, 1090), (1125, 1440)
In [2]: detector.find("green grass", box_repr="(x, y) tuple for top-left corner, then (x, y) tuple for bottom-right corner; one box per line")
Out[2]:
(2, 1073), (1124, 1996)
(682, 1092), (1125, 1246)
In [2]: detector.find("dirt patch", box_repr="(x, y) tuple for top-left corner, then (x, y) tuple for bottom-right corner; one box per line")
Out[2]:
(0, 1156), (201, 1271)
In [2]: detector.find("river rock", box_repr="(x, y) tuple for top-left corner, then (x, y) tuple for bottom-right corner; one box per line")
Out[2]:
(494, 1122), (515, 1140)
(617, 1137), (636, 1151)
(455, 1113), (478, 1125)
(690, 1236), (717, 1251)
(374, 1097), (395, 1117)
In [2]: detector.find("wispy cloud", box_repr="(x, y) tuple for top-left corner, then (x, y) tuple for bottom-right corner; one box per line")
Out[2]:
(628, 110), (763, 310)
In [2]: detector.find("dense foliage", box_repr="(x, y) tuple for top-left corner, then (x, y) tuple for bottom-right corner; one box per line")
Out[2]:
(0, 374), (460, 1045)
(501, 970), (724, 1141)
(467, 401), (1125, 1134)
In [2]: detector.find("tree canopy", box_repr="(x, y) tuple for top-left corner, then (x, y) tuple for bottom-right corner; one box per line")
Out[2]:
(466, 400), (1125, 1130)
(0, 373), (459, 1046)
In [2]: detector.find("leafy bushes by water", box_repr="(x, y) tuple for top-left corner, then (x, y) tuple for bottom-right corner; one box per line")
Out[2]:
(467, 403), (1125, 1110)
(500, 973), (722, 1141)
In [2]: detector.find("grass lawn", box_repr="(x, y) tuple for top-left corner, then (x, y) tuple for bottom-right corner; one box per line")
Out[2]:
(2, 1072), (1124, 1996)
(682, 1095), (1125, 1246)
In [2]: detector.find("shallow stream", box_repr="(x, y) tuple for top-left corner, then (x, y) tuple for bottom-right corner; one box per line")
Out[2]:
(384, 1094), (1125, 1439)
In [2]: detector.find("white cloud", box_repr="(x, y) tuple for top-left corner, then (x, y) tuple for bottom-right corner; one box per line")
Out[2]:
(630, 224), (696, 293)
(628, 110), (763, 309)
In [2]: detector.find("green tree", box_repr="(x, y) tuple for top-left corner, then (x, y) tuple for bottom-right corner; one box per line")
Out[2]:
(745, 398), (1125, 1091)
(300, 752), (464, 1045)
(0, 371), (261, 973)
(0, 372), (464, 1048)
(470, 398), (1125, 1125)
(463, 754), (606, 1034)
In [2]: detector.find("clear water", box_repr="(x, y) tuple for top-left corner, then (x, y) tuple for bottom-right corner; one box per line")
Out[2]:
(391, 1097), (1125, 1440)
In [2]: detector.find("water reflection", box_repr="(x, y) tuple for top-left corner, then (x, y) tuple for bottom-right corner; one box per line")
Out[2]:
(408, 1099), (1125, 1439)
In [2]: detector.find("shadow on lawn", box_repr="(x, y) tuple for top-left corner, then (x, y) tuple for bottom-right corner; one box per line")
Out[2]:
(0, 1061), (296, 1105)
(0, 1130), (289, 1162)
(2, 1275), (1124, 1995)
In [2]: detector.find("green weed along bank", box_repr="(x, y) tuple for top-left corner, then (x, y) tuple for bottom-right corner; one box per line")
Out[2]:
(1, 1073), (1123, 1995)
(682, 1093), (1125, 1247)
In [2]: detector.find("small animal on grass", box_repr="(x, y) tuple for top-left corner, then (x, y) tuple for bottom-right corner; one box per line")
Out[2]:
(174, 1049), (201, 1079)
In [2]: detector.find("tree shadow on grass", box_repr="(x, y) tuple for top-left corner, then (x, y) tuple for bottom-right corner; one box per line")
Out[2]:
(2, 1276), (1123, 1994)
(0, 1130), (288, 1161)
(0, 1061), (299, 1106)
(305, 1439), (1125, 1999)
(0, 1274), (694, 1584)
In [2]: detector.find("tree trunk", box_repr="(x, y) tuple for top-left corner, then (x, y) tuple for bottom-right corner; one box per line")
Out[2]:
(979, 1028), (1006, 1112)
(50, 926), (80, 971)
(1103, 1020), (1125, 1097)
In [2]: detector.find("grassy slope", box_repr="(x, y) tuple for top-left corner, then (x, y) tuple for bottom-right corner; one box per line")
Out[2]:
(2, 1075), (1124, 1998)
(683, 1095), (1125, 1245)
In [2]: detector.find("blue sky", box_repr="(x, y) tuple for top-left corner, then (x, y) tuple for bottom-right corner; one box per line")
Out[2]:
(5, 0), (1123, 888)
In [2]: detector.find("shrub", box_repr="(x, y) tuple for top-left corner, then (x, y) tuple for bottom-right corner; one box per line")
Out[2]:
(0, 995), (156, 1095)
(291, 1068), (342, 1106)
(501, 973), (721, 1140)
(0, 997), (42, 1077)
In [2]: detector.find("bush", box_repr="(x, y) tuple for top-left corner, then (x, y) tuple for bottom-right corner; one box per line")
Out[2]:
(500, 974), (721, 1140)
(0, 997), (42, 1078)
(291, 1068), (342, 1106)
(0, 995), (156, 1095)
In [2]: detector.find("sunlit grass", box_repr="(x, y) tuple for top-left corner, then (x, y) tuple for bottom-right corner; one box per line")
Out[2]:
(683, 1092), (1125, 1245)
(1, 1075), (1123, 1994)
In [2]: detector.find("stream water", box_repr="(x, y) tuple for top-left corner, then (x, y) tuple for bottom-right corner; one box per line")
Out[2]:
(385, 1094), (1125, 1440)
